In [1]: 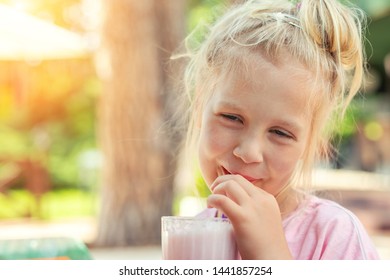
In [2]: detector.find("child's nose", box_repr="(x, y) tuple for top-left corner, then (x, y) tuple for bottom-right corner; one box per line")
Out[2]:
(232, 137), (263, 164)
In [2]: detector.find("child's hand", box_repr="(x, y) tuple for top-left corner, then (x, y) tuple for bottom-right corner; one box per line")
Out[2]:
(207, 174), (293, 260)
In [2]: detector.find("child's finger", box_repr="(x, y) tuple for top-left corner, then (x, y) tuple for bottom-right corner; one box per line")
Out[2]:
(211, 174), (262, 198)
(207, 193), (242, 221)
(212, 179), (248, 206)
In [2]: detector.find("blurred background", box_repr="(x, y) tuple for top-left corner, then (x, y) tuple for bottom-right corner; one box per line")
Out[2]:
(0, 0), (389, 259)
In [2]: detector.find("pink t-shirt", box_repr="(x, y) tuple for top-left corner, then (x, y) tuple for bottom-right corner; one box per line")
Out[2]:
(282, 195), (380, 260)
(198, 195), (380, 259)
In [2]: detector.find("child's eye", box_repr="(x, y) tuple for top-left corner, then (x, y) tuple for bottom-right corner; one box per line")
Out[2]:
(221, 114), (243, 123)
(270, 129), (293, 139)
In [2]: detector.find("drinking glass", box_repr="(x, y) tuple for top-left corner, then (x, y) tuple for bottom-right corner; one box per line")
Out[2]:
(161, 216), (238, 260)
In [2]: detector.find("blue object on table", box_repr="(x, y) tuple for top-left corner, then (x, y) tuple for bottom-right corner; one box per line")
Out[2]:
(0, 237), (92, 260)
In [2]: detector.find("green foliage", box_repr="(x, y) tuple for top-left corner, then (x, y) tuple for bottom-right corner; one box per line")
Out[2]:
(333, 100), (361, 139)
(46, 77), (101, 190)
(40, 189), (98, 219)
(333, 95), (382, 141)
(195, 168), (211, 198)
(0, 189), (97, 219)
(186, 0), (225, 48)
(0, 190), (35, 218)
(0, 61), (100, 191)
(0, 127), (32, 157)
(187, 0), (223, 31)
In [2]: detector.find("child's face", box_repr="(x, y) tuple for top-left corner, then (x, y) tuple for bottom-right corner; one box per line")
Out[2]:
(198, 53), (314, 196)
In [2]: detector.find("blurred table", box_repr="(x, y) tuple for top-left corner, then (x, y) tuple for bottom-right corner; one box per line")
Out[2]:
(0, 237), (92, 260)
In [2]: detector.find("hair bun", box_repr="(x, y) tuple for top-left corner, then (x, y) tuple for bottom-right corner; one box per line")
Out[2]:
(299, 0), (365, 70)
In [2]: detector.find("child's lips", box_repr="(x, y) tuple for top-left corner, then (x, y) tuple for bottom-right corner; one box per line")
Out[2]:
(221, 166), (260, 183)
(240, 175), (259, 183)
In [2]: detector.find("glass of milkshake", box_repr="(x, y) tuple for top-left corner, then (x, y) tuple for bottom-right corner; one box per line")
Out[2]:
(161, 216), (239, 260)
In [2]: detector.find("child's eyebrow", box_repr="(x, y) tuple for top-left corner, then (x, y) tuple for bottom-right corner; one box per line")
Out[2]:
(275, 119), (303, 133)
(217, 100), (245, 111)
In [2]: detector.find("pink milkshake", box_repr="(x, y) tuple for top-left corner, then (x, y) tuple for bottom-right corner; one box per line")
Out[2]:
(161, 216), (239, 260)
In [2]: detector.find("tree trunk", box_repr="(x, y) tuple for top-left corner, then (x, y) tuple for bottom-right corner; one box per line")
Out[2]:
(95, 0), (186, 246)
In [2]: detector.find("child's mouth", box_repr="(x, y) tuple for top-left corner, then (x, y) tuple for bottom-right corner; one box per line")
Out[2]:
(221, 166), (260, 183)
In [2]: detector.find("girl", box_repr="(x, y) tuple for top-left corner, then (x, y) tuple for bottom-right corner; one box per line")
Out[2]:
(179, 0), (380, 259)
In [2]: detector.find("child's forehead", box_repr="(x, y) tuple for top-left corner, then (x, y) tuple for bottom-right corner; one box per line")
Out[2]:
(216, 47), (314, 84)
(208, 48), (323, 115)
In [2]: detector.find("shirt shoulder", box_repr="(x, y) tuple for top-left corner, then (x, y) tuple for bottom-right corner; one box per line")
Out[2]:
(283, 195), (380, 260)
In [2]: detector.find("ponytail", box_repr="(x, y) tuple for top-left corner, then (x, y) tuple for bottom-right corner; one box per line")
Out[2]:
(298, 0), (366, 116)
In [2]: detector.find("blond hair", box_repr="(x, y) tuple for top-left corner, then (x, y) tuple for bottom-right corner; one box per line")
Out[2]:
(178, 0), (366, 189)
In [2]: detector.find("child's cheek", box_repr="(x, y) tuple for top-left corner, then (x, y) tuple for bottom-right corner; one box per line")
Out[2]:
(268, 147), (302, 179)
(203, 121), (233, 155)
